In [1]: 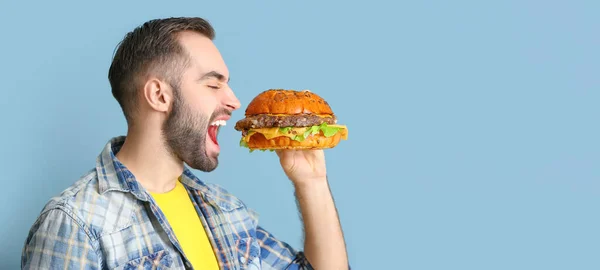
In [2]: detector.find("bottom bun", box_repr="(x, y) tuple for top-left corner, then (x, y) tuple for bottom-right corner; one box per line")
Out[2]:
(247, 132), (343, 150)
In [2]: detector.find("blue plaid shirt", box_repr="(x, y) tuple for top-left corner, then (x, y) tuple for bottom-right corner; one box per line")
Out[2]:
(21, 136), (313, 269)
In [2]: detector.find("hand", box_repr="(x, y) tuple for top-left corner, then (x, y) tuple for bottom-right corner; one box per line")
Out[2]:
(276, 149), (348, 270)
(275, 149), (327, 186)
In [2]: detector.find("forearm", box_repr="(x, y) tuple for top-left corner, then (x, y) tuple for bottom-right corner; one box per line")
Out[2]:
(295, 177), (348, 269)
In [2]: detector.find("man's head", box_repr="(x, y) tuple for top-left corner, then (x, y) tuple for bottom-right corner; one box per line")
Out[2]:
(108, 17), (241, 172)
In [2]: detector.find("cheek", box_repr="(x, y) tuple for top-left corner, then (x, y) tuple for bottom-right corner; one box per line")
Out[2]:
(189, 96), (218, 118)
(182, 87), (217, 113)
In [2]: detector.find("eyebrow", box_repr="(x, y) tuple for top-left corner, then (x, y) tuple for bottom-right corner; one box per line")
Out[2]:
(200, 71), (230, 83)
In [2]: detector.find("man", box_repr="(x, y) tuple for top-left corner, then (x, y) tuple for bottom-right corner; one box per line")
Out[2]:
(21, 17), (349, 270)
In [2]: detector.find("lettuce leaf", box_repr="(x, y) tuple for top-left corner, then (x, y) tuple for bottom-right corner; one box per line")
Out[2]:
(279, 127), (293, 133)
(240, 122), (345, 151)
(240, 139), (249, 148)
(291, 123), (342, 142)
(319, 122), (342, 137)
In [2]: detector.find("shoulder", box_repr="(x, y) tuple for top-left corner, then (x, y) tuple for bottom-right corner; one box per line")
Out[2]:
(200, 181), (260, 226)
(32, 169), (135, 240)
(204, 182), (253, 210)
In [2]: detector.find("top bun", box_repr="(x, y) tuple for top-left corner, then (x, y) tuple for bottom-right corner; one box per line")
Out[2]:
(244, 89), (334, 116)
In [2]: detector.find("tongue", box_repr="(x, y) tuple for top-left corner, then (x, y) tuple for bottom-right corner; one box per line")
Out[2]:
(208, 126), (218, 145)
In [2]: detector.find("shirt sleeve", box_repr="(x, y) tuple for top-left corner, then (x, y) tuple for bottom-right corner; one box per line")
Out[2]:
(21, 208), (101, 270)
(255, 225), (314, 270)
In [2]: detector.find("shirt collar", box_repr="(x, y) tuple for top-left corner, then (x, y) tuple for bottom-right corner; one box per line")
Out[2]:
(96, 136), (148, 201)
(96, 136), (243, 210)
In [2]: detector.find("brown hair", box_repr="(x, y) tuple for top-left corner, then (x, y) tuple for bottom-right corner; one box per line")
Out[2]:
(108, 17), (215, 125)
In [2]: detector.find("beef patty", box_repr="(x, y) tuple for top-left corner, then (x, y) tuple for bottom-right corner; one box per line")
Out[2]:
(235, 114), (337, 131)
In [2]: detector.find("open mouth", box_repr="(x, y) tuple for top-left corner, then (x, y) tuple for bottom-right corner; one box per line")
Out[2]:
(208, 119), (227, 146)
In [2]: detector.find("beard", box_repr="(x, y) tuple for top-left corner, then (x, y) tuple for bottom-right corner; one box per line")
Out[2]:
(162, 86), (222, 172)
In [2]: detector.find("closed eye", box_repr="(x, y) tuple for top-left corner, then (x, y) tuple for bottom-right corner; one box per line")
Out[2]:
(208, 85), (220, 89)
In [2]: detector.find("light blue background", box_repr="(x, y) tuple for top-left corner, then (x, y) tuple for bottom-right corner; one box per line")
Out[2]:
(1, 0), (599, 269)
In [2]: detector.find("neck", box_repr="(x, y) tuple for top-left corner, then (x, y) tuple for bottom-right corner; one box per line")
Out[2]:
(116, 124), (183, 193)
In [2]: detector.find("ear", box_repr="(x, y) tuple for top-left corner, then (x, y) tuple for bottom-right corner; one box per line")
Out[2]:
(142, 77), (173, 113)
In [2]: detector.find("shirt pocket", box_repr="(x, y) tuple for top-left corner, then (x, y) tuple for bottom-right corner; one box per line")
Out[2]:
(113, 249), (174, 270)
(236, 237), (261, 269)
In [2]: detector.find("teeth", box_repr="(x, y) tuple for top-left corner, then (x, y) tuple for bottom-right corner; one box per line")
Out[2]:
(211, 120), (227, 126)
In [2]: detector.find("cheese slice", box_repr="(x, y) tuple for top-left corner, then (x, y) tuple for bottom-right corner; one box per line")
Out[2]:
(242, 124), (348, 142)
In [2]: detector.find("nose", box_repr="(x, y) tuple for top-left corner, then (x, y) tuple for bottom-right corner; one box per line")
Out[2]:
(223, 87), (241, 111)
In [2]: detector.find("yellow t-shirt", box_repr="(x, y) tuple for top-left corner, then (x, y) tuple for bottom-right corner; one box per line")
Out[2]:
(150, 180), (219, 270)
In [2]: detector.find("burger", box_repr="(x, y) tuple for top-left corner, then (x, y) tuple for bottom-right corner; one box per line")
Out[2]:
(234, 89), (348, 151)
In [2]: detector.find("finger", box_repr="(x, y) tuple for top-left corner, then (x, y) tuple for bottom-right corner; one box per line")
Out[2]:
(306, 149), (325, 159)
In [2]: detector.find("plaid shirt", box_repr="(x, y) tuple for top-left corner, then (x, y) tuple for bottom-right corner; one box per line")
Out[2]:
(21, 136), (313, 269)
